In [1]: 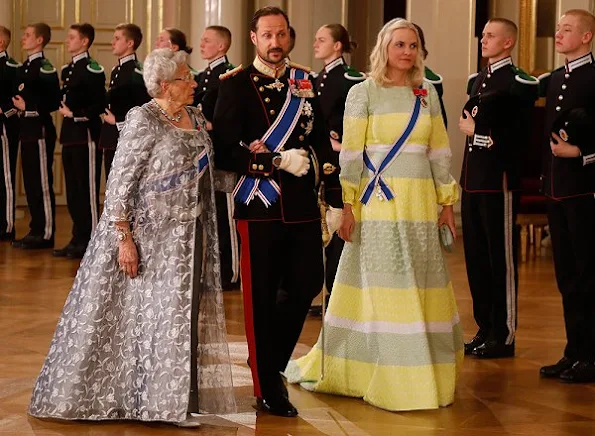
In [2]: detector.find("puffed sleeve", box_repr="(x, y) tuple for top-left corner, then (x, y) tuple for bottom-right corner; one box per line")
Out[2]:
(426, 83), (459, 206)
(103, 106), (155, 222)
(339, 81), (369, 205)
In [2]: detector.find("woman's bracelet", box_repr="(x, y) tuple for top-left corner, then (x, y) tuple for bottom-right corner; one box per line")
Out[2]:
(115, 227), (133, 242)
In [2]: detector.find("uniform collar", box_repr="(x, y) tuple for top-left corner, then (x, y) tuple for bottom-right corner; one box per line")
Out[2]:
(253, 56), (286, 78)
(208, 55), (227, 70)
(566, 52), (594, 73)
(119, 53), (136, 66)
(72, 51), (89, 64)
(324, 56), (345, 73)
(488, 56), (513, 73)
(28, 51), (43, 62)
(0, 51), (6, 59)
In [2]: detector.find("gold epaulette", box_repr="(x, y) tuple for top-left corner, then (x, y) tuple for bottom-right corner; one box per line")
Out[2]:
(219, 64), (243, 80)
(287, 60), (311, 73)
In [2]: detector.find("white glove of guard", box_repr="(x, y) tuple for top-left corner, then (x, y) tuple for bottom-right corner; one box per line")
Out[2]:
(279, 148), (310, 176)
(326, 206), (343, 235)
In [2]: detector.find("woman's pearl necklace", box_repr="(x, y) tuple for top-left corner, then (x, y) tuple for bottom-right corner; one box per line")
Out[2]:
(153, 99), (182, 123)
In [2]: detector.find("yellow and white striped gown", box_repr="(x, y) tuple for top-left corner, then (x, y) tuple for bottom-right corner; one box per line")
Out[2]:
(285, 78), (463, 411)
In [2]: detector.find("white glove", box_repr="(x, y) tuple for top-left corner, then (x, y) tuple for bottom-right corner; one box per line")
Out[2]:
(279, 149), (310, 176)
(326, 206), (343, 235)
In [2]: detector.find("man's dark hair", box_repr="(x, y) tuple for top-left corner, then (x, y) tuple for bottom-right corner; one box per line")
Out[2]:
(29, 22), (51, 48)
(115, 23), (143, 50)
(289, 26), (296, 52)
(250, 6), (290, 32)
(70, 23), (95, 47)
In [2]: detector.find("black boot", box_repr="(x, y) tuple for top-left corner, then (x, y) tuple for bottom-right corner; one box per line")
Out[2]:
(540, 357), (576, 378)
(471, 340), (515, 359)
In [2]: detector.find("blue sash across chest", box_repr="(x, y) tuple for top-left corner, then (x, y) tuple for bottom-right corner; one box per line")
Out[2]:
(233, 68), (307, 207)
(359, 88), (423, 205)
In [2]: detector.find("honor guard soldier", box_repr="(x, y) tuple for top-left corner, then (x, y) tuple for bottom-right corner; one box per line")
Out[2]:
(213, 7), (343, 417)
(458, 18), (538, 358)
(413, 23), (448, 127)
(538, 9), (595, 384)
(54, 23), (106, 258)
(311, 23), (364, 313)
(197, 25), (240, 290)
(0, 26), (20, 241)
(12, 23), (60, 249)
(99, 23), (150, 177)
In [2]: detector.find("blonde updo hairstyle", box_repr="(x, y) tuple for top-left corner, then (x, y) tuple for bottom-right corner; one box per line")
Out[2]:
(368, 18), (424, 87)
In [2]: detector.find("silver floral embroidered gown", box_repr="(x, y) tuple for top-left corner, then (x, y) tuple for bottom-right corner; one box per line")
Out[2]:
(28, 103), (236, 423)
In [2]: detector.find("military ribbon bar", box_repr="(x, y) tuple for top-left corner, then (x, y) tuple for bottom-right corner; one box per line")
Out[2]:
(233, 68), (307, 207)
(359, 87), (423, 205)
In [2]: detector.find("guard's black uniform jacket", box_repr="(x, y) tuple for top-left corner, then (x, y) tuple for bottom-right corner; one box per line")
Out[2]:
(14, 51), (60, 242)
(314, 56), (364, 142)
(461, 56), (538, 192)
(460, 57), (538, 351)
(213, 58), (342, 404)
(539, 52), (595, 364)
(213, 61), (342, 221)
(425, 66), (447, 127)
(60, 51), (106, 145)
(539, 53), (595, 199)
(15, 51), (60, 141)
(57, 52), (106, 252)
(0, 51), (20, 238)
(98, 53), (150, 151)
(194, 55), (233, 121)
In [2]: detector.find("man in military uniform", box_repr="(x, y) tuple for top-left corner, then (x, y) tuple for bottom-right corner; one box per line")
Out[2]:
(53, 23), (106, 258)
(12, 23), (60, 249)
(459, 18), (538, 358)
(0, 26), (20, 242)
(99, 23), (150, 177)
(196, 25), (239, 290)
(213, 6), (342, 417)
(538, 9), (595, 383)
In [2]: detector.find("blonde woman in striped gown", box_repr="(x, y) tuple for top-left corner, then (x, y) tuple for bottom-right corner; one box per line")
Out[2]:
(285, 18), (463, 411)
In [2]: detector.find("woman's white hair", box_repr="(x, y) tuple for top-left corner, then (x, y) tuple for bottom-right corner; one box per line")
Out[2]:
(368, 18), (424, 87)
(143, 48), (188, 98)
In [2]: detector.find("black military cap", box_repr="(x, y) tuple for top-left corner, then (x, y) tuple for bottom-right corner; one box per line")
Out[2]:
(551, 107), (595, 151)
(462, 89), (509, 120)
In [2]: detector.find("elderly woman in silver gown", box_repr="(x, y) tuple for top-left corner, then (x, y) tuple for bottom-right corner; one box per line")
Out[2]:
(28, 48), (236, 427)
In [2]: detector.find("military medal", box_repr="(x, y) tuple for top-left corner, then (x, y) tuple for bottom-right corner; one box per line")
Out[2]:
(289, 78), (315, 98)
(265, 79), (285, 92)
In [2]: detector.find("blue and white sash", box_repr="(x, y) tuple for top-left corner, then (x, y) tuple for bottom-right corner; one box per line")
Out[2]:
(149, 149), (209, 193)
(233, 68), (307, 207)
(359, 89), (423, 205)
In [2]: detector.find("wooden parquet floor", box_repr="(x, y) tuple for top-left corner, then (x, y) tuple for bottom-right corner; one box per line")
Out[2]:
(1, 207), (595, 435)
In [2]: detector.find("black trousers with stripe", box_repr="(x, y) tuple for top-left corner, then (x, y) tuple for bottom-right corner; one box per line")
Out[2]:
(548, 196), (595, 361)
(0, 117), (19, 235)
(237, 219), (323, 400)
(21, 124), (57, 240)
(462, 190), (519, 344)
(62, 141), (102, 247)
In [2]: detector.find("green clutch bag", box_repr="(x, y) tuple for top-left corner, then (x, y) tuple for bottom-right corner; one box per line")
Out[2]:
(439, 224), (454, 253)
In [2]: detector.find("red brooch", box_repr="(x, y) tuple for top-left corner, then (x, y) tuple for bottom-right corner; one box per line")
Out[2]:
(413, 88), (428, 107)
(413, 88), (428, 97)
